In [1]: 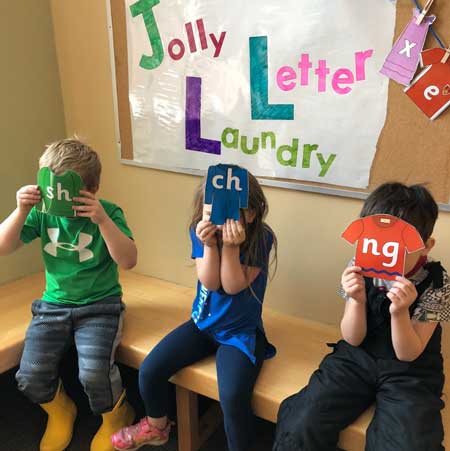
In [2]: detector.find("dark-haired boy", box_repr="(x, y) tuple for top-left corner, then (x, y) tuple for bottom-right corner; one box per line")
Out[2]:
(274, 183), (450, 451)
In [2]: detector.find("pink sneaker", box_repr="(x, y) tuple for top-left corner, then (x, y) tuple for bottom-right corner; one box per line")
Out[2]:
(111, 417), (172, 450)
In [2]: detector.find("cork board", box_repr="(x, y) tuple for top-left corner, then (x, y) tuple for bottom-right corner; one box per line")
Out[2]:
(108, 0), (450, 203)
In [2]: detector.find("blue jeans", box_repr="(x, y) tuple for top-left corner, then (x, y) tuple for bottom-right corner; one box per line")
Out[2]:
(16, 297), (124, 415)
(139, 319), (265, 451)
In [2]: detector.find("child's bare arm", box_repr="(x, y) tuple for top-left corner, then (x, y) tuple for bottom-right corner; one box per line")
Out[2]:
(221, 220), (261, 295)
(391, 312), (438, 361)
(97, 218), (137, 270)
(73, 191), (137, 270)
(0, 185), (41, 255)
(195, 220), (221, 291)
(340, 266), (367, 346)
(221, 246), (260, 295)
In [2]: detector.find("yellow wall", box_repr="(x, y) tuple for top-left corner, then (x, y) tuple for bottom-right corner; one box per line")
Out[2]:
(0, 0), (66, 284)
(50, 1), (449, 356)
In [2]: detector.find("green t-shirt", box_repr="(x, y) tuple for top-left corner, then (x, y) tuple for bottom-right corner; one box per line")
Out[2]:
(20, 200), (133, 305)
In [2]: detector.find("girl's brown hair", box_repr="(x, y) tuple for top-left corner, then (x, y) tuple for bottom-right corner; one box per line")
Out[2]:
(190, 170), (278, 281)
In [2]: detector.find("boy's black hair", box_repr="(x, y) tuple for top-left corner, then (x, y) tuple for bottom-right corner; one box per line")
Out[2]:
(360, 182), (438, 242)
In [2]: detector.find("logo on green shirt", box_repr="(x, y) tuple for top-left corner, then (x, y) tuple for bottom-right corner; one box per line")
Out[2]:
(44, 228), (94, 262)
(20, 200), (133, 305)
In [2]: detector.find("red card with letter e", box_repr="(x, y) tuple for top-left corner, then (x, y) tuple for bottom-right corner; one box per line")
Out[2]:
(405, 48), (450, 120)
(342, 214), (425, 280)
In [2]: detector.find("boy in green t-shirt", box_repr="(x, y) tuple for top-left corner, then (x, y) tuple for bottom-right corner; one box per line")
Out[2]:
(0, 139), (137, 451)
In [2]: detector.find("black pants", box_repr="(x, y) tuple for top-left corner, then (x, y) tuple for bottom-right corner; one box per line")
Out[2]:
(273, 340), (445, 451)
(139, 320), (266, 451)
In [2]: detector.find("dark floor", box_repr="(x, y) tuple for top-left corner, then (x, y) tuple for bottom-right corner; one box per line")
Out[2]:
(0, 348), (276, 451)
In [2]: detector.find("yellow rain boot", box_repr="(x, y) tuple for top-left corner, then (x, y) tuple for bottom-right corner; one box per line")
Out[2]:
(39, 381), (77, 451)
(90, 391), (135, 451)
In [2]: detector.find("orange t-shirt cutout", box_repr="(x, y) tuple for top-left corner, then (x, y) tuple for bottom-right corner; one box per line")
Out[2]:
(405, 48), (450, 120)
(342, 214), (425, 280)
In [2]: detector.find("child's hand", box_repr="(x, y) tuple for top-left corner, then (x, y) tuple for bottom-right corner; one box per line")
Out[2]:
(341, 266), (366, 304)
(222, 219), (245, 248)
(72, 191), (108, 225)
(388, 276), (417, 316)
(16, 185), (41, 213)
(196, 220), (218, 247)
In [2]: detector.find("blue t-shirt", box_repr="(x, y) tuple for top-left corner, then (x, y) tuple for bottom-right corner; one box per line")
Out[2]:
(190, 226), (276, 364)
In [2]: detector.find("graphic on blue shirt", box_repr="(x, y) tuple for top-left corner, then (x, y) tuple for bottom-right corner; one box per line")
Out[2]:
(192, 284), (210, 324)
(204, 164), (249, 225)
(189, 227), (276, 364)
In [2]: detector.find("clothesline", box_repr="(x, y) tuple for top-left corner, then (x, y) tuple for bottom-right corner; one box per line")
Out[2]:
(412, 0), (446, 48)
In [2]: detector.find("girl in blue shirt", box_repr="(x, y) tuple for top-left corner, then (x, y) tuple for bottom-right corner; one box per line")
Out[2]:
(112, 171), (277, 451)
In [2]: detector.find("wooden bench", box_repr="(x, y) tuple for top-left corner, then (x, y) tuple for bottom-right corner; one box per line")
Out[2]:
(0, 272), (43, 373)
(1, 271), (448, 451)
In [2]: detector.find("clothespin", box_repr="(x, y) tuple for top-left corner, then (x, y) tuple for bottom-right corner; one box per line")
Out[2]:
(441, 47), (450, 64)
(416, 0), (435, 25)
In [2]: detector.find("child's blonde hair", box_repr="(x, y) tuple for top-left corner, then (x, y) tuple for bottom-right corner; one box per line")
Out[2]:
(39, 138), (101, 192)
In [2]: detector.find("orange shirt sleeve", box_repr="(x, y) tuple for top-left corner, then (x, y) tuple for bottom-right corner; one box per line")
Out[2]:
(421, 48), (446, 67)
(402, 223), (425, 253)
(342, 218), (364, 244)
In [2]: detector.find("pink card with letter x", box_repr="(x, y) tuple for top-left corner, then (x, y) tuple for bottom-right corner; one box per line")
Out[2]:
(380, 8), (435, 86)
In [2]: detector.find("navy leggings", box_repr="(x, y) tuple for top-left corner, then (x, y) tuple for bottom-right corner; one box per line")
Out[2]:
(139, 320), (266, 451)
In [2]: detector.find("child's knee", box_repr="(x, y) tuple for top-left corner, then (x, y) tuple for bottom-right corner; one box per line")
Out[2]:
(15, 369), (58, 404)
(219, 386), (251, 416)
(276, 399), (321, 442)
(138, 360), (167, 391)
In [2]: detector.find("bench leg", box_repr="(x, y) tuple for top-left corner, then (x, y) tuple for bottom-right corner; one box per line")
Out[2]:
(198, 403), (223, 446)
(176, 386), (199, 451)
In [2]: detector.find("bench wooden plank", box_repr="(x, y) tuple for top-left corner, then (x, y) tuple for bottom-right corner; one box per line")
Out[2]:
(170, 312), (342, 424)
(117, 272), (450, 451)
(0, 271), (448, 451)
(117, 273), (373, 449)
